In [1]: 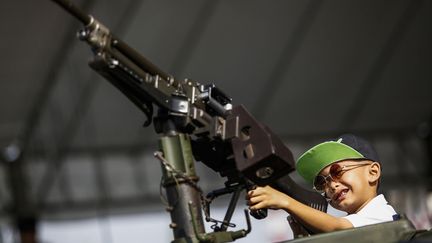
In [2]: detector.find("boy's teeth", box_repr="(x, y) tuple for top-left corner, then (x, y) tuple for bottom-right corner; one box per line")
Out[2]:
(336, 189), (348, 200)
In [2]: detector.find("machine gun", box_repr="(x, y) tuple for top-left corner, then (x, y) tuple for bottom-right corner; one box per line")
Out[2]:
(50, 0), (327, 242)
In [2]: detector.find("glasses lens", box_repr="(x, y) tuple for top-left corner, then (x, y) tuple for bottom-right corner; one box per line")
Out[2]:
(313, 175), (326, 192)
(329, 163), (343, 179)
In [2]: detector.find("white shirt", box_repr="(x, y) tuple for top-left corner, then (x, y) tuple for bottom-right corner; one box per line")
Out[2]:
(343, 194), (398, 227)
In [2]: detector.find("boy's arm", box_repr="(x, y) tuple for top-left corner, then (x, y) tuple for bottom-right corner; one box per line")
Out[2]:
(247, 186), (353, 233)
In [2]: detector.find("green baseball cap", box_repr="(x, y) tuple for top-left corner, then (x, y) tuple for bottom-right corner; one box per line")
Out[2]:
(296, 134), (379, 184)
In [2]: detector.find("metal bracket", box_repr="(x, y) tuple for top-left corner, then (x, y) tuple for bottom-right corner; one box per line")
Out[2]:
(77, 15), (111, 53)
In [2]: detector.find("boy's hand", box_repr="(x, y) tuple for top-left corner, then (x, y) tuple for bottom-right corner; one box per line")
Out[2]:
(247, 186), (354, 233)
(247, 186), (290, 211)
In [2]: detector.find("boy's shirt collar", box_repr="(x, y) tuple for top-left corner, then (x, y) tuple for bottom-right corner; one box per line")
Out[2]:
(343, 194), (398, 227)
(354, 194), (387, 216)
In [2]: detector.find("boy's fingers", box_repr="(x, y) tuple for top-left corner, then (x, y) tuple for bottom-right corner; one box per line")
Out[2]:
(247, 189), (259, 198)
(250, 201), (267, 210)
(249, 186), (266, 196)
(248, 195), (266, 206)
(256, 186), (273, 194)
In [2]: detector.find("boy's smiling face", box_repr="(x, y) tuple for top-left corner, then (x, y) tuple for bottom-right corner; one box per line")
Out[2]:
(318, 160), (380, 214)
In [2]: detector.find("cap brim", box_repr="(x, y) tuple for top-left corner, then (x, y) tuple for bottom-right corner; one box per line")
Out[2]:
(296, 141), (365, 184)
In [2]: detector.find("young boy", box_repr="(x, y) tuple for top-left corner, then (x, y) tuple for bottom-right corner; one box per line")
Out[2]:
(247, 134), (398, 233)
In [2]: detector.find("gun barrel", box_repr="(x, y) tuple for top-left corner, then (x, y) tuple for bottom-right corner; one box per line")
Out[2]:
(52, 0), (180, 88)
(51, 0), (91, 24)
(112, 37), (176, 86)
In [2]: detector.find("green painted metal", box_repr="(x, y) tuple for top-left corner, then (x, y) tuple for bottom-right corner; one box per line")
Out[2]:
(278, 219), (430, 243)
(159, 134), (196, 179)
(159, 133), (205, 243)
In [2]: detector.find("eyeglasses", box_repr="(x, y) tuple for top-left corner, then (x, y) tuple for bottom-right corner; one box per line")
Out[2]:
(313, 162), (372, 193)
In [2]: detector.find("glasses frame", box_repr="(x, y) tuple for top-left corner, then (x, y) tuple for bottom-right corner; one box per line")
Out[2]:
(313, 162), (372, 196)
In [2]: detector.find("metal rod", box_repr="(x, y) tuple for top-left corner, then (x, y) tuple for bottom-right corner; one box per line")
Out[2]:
(50, 0), (91, 24)
(50, 0), (171, 83)
(220, 185), (242, 232)
(112, 37), (176, 85)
